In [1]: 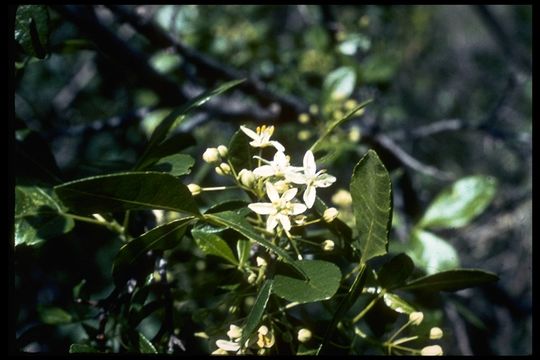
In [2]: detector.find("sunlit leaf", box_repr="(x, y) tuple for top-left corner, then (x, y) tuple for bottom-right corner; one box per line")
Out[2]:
(382, 293), (416, 314)
(272, 260), (341, 303)
(137, 332), (157, 354)
(15, 186), (74, 247)
(239, 280), (273, 347)
(191, 229), (237, 265)
(418, 176), (497, 229)
(146, 154), (195, 177)
(15, 5), (49, 59)
(54, 172), (200, 215)
(350, 150), (392, 264)
(407, 229), (459, 275)
(322, 66), (356, 104)
(206, 210), (305, 278)
(38, 306), (72, 325)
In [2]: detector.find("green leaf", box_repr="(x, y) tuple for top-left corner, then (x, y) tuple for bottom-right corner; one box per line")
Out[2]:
(72, 279), (87, 301)
(407, 229), (459, 275)
(239, 280), (273, 347)
(350, 150), (392, 264)
(236, 239), (251, 268)
(398, 269), (499, 292)
(38, 306), (72, 324)
(228, 129), (254, 171)
(15, 5), (49, 59)
(137, 332), (157, 354)
(360, 53), (400, 84)
(191, 229), (237, 265)
(69, 344), (99, 353)
(138, 132), (196, 167)
(204, 200), (250, 214)
(322, 66), (356, 105)
(112, 218), (193, 284)
(146, 154), (195, 176)
(54, 172), (200, 215)
(205, 210), (305, 278)
(382, 293), (416, 314)
(272, 260), (341, 303)
(136, 79), (244, 170)
(15, 186), (74, 247)
(378, 253), (414, 290)
(418, 176), (497, 229)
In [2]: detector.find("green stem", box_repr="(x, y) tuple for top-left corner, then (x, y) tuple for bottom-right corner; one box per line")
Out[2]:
(351, 289), (387, 324)
(64, 213), (125, 235)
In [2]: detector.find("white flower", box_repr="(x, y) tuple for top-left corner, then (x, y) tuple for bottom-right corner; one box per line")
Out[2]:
(321, 240), (335, 251)
(248, 182), (307, 232)
(240, 125), (285, 152)
(215, 339), (240, 353)
(297, 328), (312, 343)
(287, 150), (336, 208)
(429, 327), (443, 340)
(323, 207), (339, 222)
(253, 151), (301, 179)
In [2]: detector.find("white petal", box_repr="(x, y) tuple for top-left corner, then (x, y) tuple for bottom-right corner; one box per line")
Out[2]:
(240, 125), (258, 141)
(281, 187), (298, 202)
(265, 182), (280, 202)
(314, 174), (336, 188)
(270, 140), (285, 152)
(278, 214), (291, 231)
(303, 185), (316, 208)
(274, 151), (288, 165)
(286, 171), (307, 184)
(253, 165), (275, 177)
(216, 339), (240, 352)
(303, 150), (316, 177)
(266, 214), (279, 231)
(248, 203), (276, 215)
(290, 203), (307, 215)
(249, 139), (263, 147)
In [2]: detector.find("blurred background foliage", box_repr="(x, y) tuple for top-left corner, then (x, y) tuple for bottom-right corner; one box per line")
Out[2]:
(12, 5), (531, 355)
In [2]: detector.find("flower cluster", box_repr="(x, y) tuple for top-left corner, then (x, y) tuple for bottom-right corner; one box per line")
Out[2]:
(238, 124), (336, 233)
(212, 324), (275, 355)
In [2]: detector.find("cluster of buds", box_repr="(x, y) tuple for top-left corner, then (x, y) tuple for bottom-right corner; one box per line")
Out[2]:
(212, 323), (275, 355)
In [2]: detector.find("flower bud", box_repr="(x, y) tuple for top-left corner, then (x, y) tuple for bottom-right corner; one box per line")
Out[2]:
(227, 324), (242, 339)
(332, 189), (353, 207)
(298, 113), (310, 124)
(348, 126), (361, 142)
(298, 130), (311, 141)
(187, 183), (201, 196)
(202, 147), (220, 163)
(421, 345), (443, 356)
(217, 145), (228, 158)
(258, 325), (269, 336)
(409, 311), (424, 326)
(322, 240), (335, 252)
(239, 169), (256, 188)
(256, 256), (267, 267)
(297, 328), (312, 343)
(429, 327), (443, 340)
(323, 207), (339, 222)
(273, 180), (290, 193)
(344, 99), (358, 111)
(215, 163), (231, 176)
(247, 273), (257, 284)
